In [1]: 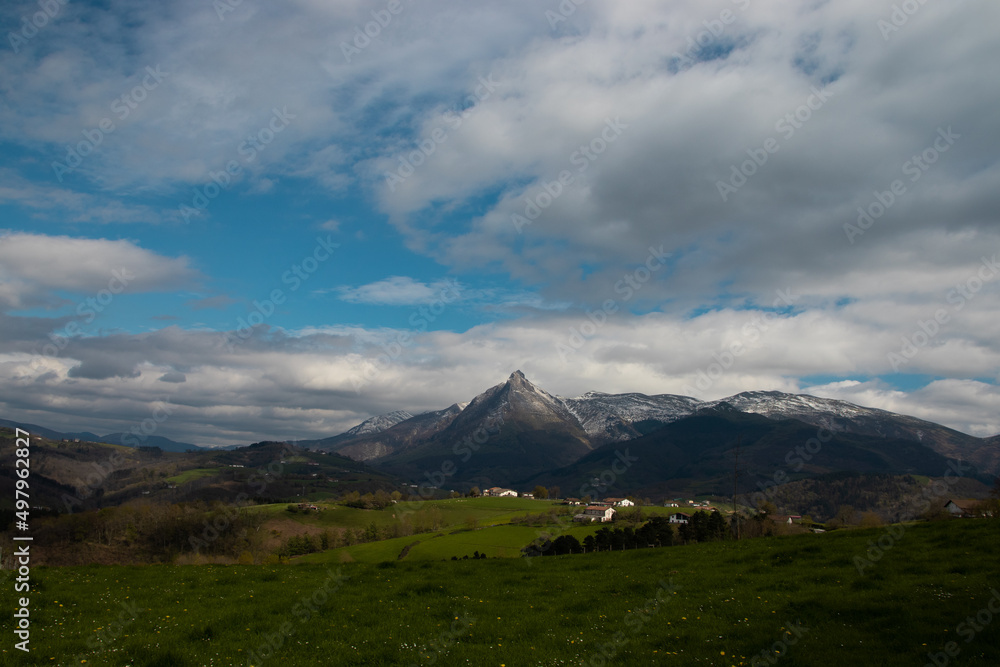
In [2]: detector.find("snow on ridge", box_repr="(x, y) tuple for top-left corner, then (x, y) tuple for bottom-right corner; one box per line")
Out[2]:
(345, 410), (414, 436)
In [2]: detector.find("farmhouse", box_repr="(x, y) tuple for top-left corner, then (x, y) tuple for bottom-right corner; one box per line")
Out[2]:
(668, 513), (689, 524)
(520, 492), (534, 499)
(604, 497), (634, 507)
(944, 499), (981, 518)
(574, 505), (616, 523)
(486, 487), (517, 497)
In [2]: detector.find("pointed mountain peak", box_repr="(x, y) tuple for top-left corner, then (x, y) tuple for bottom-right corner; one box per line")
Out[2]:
(506, 370), (542, 393)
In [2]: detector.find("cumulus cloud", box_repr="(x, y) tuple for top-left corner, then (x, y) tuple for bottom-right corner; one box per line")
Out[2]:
(0, 232), (202, 310)
(0, 1), (997, 446)
(0, 305), (997, 446)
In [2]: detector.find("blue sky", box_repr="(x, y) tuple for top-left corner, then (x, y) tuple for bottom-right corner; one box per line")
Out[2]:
(1, 0), (999, 446)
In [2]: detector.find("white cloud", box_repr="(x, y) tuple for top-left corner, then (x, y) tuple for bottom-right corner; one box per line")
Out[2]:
(1, 304), (997, 446)
(0, 1), (997, 446)
(0, 232), (201, 310)
(334, 276), (461, 305)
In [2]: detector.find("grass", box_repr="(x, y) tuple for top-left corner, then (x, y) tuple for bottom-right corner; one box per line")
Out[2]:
(258, 496), (569, 531)
(298, 524), (607, 563)
(165, 468), (220, 484)
(3, 520), (998, 666)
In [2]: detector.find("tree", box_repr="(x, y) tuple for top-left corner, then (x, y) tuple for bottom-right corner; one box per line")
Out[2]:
(550, 535), (582, 555)
(533, 485), (549, 499)
(707, 510), (727, 540)
(549, 486), (561, 500)
(757, 500), (777, 516)
(835, 505), (856, 526)
(469, 486), (481, 497)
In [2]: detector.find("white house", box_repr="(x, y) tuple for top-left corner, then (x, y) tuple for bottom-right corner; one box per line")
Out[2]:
(520, 492), (534, 499)
(944, 499), (980, 517)
(579, 505), (616, 522)
(604, 497), (634, 507)
(668, 513), (689, 524)
(486, 487), (517, 497)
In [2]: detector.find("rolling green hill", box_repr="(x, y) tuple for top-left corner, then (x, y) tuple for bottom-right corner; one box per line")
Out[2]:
(4, 519), (997, 665)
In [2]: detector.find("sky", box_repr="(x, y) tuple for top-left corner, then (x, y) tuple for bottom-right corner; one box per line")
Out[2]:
(1, 0), (999, 447)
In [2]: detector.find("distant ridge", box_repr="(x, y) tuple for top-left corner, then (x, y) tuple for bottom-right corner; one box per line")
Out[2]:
(0, 418), (203, 452)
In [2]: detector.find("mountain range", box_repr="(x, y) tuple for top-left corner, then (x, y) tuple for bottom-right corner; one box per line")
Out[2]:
(298, 371), (999, 495)
(0, 418), (202, 453)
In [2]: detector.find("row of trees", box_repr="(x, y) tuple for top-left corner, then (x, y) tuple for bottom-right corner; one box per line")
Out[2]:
(523, 512), (732, 558)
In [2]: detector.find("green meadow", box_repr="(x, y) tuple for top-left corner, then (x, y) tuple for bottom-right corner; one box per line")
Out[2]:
(3, 519), (998, 666)
(165, 468), (222, 485)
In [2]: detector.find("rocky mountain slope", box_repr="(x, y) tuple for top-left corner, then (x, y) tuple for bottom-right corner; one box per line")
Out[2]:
(304, 372), (999, 484)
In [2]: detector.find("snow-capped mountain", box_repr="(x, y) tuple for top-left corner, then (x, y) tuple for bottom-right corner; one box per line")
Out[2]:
(344, 410), (414, 437)
(704, 390), (884, 422)
(703, 390), (989, 469)
(377, 371), (594, 486)
(307, 372), (997, 478)
(562, 391), (702, 443)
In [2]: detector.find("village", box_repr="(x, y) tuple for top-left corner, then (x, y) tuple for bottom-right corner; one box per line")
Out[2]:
(478, 486), (989, 526)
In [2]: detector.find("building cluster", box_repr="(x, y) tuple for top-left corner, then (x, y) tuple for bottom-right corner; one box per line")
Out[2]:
(571, 497), (635, 523)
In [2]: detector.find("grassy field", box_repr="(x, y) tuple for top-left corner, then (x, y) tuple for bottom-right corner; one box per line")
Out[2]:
(260, 496), (568, 531)
(165, 468), (221, 484)
(296, 523), (609, 563)
(3, 519), (998, 666)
